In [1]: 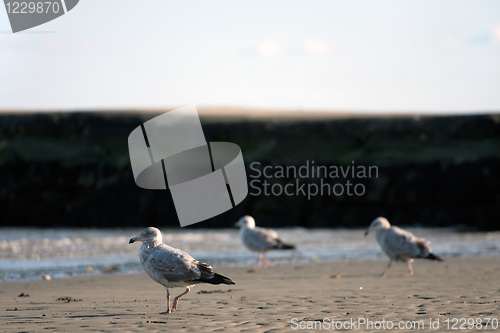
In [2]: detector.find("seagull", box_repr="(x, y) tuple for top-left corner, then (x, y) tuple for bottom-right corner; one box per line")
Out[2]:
(365, 217), (443, 276)
(129, 227), (234, 313)
(235, 215), (296, 268)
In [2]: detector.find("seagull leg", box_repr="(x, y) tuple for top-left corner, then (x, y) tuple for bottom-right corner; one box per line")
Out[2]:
(256, 253), (263, 268)
(263, 255), (269, 268)
(161, 289), (171, 314)
(381, 260), (392, 277)
(407, 260), (414, 276)
(172, 287), (190, 312)
(246, 254), (262, 273)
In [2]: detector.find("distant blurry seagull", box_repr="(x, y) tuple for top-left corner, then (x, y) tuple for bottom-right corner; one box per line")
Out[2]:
(365, 217), (443, 276)
(235, 215), (296, 268)
(129, 227), (234, 313)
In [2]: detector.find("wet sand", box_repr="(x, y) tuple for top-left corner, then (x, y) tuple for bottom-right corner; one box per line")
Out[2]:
(1, 257), (499, 332)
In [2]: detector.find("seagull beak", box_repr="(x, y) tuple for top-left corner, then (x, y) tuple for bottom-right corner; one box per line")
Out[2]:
(129, 237), (136, 244)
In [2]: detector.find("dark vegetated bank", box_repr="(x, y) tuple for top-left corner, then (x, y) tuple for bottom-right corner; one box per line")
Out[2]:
(0, 112), (499, 230)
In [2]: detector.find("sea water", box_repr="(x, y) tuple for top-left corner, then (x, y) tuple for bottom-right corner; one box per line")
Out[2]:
(0, 228), (499, 282)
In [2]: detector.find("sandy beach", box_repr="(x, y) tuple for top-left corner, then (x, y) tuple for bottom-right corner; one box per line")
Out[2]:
(1, 257), (499, 332)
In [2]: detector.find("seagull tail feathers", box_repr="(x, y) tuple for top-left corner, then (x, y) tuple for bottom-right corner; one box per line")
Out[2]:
(275, 239), (296, 250)
(198, 273), (235, 285)
(425, 253), (443, 261)
(279, 243), (296, 250)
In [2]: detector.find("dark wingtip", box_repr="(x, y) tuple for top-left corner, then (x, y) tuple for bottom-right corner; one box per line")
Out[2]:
(281, 243), (296, 250)
(275, 239), (296, 250)
(198, 273), (235, 285)
(427, 253), (443, 261)
(215, 273), (235, 285)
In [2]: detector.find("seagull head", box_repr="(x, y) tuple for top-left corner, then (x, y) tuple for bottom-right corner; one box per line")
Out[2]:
(235, 215), (255, 229)
(364, 217), (391, 236)
(129, 227), (163, 246)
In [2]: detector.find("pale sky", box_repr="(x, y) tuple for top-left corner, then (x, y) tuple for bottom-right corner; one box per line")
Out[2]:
(1, 0), (500, 112)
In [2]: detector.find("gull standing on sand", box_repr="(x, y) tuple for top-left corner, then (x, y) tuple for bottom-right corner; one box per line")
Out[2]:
(129, 227), (234, 313)
(235, 215), (296, 268)
(365, 217), (443, 276)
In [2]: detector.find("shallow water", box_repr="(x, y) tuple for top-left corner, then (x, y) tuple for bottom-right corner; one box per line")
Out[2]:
(0, 227), (499, 282)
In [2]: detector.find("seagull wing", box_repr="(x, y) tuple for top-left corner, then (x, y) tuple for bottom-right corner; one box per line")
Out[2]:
(144, 245), (211, 283)
(381, 227), (421, 259)
(243, 226), (281, 252)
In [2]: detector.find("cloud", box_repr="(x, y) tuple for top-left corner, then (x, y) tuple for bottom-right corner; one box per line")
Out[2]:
(442, 35), (460, 49)
(492, 24), (500, 42)
(468, 32), (490, 46)
(442, 26), (500, 49)
(258, 41), (281, 58)
(303, 40), (329, 54)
